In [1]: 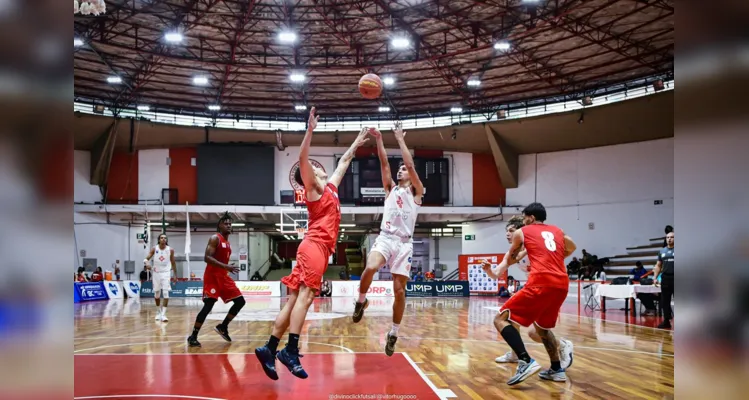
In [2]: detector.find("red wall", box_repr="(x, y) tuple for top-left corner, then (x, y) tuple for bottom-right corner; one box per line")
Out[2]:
(472, 153), (505, 206)
(169, 147), (198, 205)
(106, 151), (138, 204)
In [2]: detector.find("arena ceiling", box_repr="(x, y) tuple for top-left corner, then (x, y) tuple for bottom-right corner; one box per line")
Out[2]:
(73, 0), (674, 119)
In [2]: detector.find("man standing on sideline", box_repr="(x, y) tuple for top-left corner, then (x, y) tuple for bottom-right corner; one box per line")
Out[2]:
(144, 234), (176, 322)
(653, 231), (675, 329)
(352, 122), (423, 356)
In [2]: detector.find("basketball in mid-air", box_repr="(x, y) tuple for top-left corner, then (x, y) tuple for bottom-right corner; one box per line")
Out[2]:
(358, 73), (383, 99)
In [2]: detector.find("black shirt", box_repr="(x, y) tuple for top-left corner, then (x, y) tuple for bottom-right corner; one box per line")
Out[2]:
(658, 247), (674, 276)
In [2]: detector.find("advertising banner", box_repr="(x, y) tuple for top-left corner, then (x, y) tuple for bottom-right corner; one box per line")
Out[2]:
(123, 281), (141, 298)
(139, 281), (204, 298)
(235, 281), (282, 297)
(75, 282), (108, 302)
(405, 281), (470, 297)
(103, 281), (123, 299)
(459, 254), (507, 294)
(331, 281), (394, 297)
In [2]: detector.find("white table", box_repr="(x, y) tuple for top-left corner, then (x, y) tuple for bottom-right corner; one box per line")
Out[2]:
(595, 284), (662, 315)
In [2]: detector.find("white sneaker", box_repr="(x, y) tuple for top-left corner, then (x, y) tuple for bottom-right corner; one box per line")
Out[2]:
(559, 339), (574, 370)
(161, 311), (168, 322)
(539, 367), (568, 382)
(495, 351), (519, 363)
(507, 359), (541, 386)
(154, 310), (162, 321)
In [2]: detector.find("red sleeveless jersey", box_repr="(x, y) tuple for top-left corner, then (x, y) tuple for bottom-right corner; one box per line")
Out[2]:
(521, 223), (569, 288)
(304, 183), (341, 252)
(205, 233), (231, 276)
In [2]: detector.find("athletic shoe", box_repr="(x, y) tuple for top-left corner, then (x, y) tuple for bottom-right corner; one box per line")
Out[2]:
(187, 335), (201, 347)
(495, 351), (519, 363)
(352, 298), (369, 323)
(276, 347), (308, 379)
(385, 332), (398, 357)
(161, 312), (169, 322)
(155, 310), (162, 321)
(657, 320), (672, 329)
(214, 324), (232, 342)
(254, 346), (279, 380)
(539, 368), (568, 382)
(507, 359), (541, 386)
(559, 339), (574, 369)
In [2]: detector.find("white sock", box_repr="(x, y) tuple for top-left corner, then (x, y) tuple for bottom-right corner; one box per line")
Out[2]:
(390, 324), (400, 336)
(161, 306), (166, 314)
(358, 293), (367, 303)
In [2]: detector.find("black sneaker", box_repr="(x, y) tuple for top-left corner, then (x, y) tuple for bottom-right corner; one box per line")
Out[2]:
(385, 331), (398, 357)
(254, 346), (279, 380)
(276, 347), (308, 379)
(187, 335), (201, 347)
(214, 324), (232, 342)
(657, 320), (672, 329)
(352, 298), (369, 323)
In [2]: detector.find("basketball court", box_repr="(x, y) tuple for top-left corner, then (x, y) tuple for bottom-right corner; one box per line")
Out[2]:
(74, 296), (674, 399)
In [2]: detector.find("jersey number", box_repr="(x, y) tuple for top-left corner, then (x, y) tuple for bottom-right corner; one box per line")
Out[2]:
(541, 231), (556, 251)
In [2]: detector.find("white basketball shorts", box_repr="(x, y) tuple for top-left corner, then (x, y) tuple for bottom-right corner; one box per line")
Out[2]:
(371, 234), (413, 277)
(152, 272), (172, 294)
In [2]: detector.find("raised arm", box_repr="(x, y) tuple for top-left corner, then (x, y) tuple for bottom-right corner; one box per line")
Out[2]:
(299, 107), (323, 195)
(329, 127), (370, 187)
(392, 122), (424, 201)
(370, 128), (395, 193)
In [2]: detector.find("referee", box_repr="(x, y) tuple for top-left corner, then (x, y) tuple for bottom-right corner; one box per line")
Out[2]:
(653, 231), (675, 329)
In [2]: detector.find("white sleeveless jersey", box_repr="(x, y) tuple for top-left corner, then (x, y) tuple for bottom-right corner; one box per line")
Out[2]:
(152, 245), (173, 274)
(380, 185), (420, 239)
(518, 255), (530, 271)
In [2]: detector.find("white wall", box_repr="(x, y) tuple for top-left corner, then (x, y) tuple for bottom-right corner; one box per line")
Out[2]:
(445, 152), (473, 206)
(74, 150), (102, 203)
(429, 236), (462, 277)
(249, 230), (271, 276)
(464, 138), (674, 266)
(74, 212), (147, 272)
(138, 149), (169, 202)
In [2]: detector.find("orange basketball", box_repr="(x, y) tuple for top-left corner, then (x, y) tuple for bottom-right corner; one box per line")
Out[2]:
(359, 73), (383, 99)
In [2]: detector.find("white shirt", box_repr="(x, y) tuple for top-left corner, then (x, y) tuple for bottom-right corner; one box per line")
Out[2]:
(380, 185), (420, 240)
(152, 245), (173, 274)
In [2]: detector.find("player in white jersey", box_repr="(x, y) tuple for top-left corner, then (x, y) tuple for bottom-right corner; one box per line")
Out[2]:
(144, 233), (177, 322)
(494, 216), (574, 370)
(352, 122), (424, 356)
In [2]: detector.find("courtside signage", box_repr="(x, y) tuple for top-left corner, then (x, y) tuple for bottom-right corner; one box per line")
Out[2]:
(405, 281), (469, 297)
(75, 282), (108, 302)
(104, 281), (123, 299)
(331, 281), (394, 297)
(123, 280), (141, 298)
(236, 281), (282, 297)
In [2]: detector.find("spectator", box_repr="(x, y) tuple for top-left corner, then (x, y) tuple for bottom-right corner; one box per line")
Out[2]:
(250, 271), (263, 281)
(653, 230), (675, 329)
(139, 264), (152, 282)
(414, 270), (424, 282)
(76, 267), (89, 282)
(424, 270), (435, 281)
(662, 225), (673, 247)
(114, 260), (121, 281)
(320, 280), (332, 297)
(631, 261), (651, 282)
(90, 267), (103, 282)
(567, 257), (581, 276)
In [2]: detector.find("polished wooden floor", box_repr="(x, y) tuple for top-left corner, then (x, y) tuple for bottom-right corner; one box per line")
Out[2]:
(74, 296), (674, 399)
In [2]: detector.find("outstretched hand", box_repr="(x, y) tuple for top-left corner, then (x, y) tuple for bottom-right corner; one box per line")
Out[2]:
(393, 121), (406, 141)
(353, 127), (370, 147)
(308, 107), (320, 131)
(368, 127), (382, 139)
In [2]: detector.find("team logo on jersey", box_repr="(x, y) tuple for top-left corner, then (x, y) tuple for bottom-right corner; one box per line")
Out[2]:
(158, 256), (165, 262)
(396, 196), (403, 208)
(289, 159), (326, 191)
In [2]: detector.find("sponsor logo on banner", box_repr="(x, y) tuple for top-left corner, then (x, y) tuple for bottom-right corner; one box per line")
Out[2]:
(104, 281), (123, 299)
(331, 281), (394, 297)
(236, 281), (281, 297)
(435, 282), (468, 297)
(75, 282), (108, 301)
(405, 283), (433, 297)
(404, 281), (470, 298)
(123, 281), (141, 298)
(184, 287), (202, 297)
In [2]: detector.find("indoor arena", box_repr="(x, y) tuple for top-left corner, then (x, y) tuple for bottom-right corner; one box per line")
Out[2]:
(73, 1), (674, 399)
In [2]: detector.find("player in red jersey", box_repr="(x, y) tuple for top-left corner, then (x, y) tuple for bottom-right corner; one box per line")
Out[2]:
(187, 212), (244, 347)
(255, 107), (370, 380)
(482, 202), (577, 385)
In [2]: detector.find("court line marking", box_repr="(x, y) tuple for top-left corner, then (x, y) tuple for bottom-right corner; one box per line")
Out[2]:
(402, 352), (457, 400)
(75, 334), (673, 358)
(74, 340), (353, 354)
(74, 396), (225, 400)
(76, 352), (388, 356)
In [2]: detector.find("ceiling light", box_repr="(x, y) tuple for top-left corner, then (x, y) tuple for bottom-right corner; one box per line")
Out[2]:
(522, 0), (540, 3)
(494, 41), (511, 51)
(107, 76), (122, 84)
(391, 37), (410, 49)
(378, 106), (390, 112)
(193, 76), (209, 86)
(137, 105), (150, 111)
(339, 224), (356, 227)
(289, 73), (306, 82)
(295, 105), (307, 111)
(208, 105), (221, 111)
(231, 223), (245, 227)
(165, 32), (183, 43)
(383, 76), (395, 86)
(74, 38), (84, 47)
(447, 223), (467, 227)
(467, 79), (481, 87)
(147, 222), (169, 226)
(451, 107), (463, 113)
(279, 31), (297, 43)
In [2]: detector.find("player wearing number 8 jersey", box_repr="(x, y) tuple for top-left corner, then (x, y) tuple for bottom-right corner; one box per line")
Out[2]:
(482, 202), (577, 386)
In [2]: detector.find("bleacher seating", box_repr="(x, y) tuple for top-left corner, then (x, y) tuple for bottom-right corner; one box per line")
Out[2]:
(603, 236), (665, 277)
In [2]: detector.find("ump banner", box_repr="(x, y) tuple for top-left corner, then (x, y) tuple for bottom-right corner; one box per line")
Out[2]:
(405, 281), (469, 298)
(140, 281), (204, 298)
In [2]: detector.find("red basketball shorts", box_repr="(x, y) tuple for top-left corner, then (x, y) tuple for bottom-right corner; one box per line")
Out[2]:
(499, 285), (568, 329)
(203, 270), (242, 302)
(282, 239), (330, 293)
